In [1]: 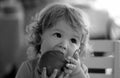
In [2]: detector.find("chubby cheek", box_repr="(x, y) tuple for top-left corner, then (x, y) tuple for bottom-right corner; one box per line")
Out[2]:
(40, 38), (57, 54)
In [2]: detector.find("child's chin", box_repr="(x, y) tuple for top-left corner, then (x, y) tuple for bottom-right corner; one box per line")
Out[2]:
(39, 50), (68, 77)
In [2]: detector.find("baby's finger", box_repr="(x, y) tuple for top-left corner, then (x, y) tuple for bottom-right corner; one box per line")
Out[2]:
(64, 68), (72, 74)
(58, 72), (64, 78)
(58, 72), (69, 78)
(67, 57), (77, 65)
(73, 50), (80, 60)
(50, 69), (58, 78)
(64, 74), (69, 78)
(66, 63), (76, 70)
(42, 67), (47, 78)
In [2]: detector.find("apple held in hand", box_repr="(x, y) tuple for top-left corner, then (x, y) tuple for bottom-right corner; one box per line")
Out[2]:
(39, 50), (67, 77)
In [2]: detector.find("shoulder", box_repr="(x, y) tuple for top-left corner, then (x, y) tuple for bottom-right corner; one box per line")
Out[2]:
(15, 58), (39, 78)
(24, 57), (39, 71)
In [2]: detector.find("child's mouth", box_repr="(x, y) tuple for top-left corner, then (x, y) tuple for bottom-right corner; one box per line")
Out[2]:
(52, 48), (66, 55)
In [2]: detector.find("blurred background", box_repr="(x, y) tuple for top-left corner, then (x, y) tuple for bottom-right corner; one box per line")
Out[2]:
(0, 0), (120, 78)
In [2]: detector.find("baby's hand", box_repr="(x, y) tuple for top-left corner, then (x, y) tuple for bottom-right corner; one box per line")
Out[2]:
(65, 52), (81, 75)
(64, 52), (88, 78)
(41, 67), (70, 78)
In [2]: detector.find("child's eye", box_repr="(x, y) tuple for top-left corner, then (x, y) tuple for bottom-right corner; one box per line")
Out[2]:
(53, 32), (62, 38)
(71, 38), (77, 44)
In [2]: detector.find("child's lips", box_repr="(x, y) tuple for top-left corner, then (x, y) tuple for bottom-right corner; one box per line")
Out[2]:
(53, 48), (66, 55)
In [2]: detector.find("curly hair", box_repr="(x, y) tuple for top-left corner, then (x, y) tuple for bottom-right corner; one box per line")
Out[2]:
(26, 3), (92, 59)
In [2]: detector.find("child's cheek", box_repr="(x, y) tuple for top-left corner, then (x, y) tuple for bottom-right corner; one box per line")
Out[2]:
(65, 46), (78, 58)
(41, 38), (57, 53)
(40, 39), (52, 54)
(65, 49), (74, 58)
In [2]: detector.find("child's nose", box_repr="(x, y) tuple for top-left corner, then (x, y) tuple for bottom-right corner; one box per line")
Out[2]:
(58, 40), (68, 50)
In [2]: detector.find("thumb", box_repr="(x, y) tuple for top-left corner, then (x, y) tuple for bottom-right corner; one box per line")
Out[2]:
(73, 49), (80, 60)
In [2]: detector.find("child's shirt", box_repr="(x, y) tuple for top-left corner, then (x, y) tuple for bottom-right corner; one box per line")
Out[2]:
(15, 57), (90, 78)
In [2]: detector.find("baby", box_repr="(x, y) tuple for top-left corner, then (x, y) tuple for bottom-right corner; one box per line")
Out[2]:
(16, 2), (91, 78)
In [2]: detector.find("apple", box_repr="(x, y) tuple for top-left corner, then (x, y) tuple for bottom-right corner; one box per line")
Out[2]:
(39, 50), (67, 77)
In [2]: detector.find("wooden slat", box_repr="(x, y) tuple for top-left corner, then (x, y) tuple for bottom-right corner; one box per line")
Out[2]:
(113, 41), (120, 78)
(84, 57), (114, 68)
(89, 74), (113, 78)
(89, 40), (114, 54)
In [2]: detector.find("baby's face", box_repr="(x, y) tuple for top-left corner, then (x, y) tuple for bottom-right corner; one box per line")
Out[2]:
(40, 20), (82, 57)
